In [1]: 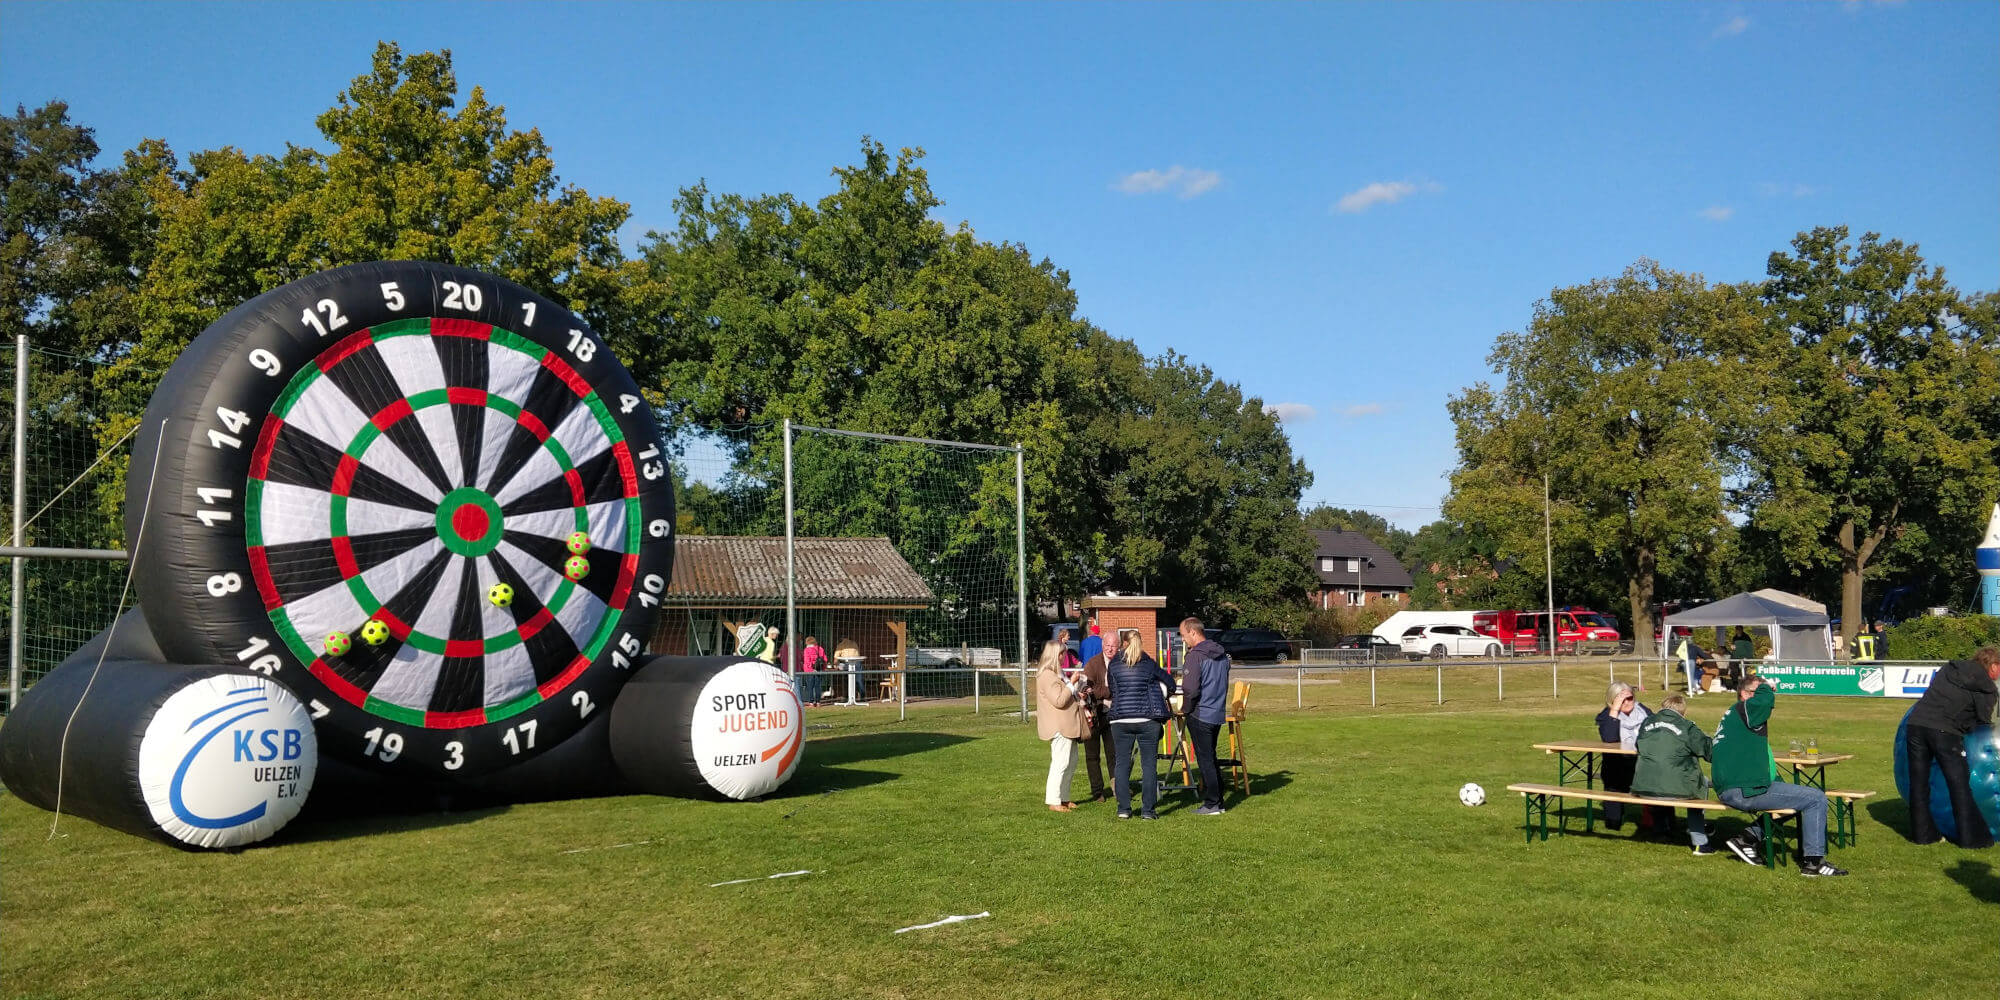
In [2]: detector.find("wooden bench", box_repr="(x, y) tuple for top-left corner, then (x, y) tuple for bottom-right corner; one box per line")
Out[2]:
(1825, 789), (1876, 848)
(1506, 783), (1800, 868)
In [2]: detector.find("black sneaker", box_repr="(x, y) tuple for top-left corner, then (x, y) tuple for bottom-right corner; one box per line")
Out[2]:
(1725, 837), (1762, 866)
(1799, 858), (1848, 877)
(1692, 844), (1718, 856)
(1139, 812), (1158, 820)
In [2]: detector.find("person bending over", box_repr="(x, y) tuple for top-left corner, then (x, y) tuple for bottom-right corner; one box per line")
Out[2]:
(1177, 617), (1231, 816)
(1904, 646), (2000, 848)
(1105, 629), (1174, 820)
(1631, 695), (1715, 855)
(1711, 676), (1848, 876)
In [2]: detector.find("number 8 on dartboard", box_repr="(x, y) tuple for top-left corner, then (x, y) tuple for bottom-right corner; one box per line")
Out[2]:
(127, 261), (676, 777)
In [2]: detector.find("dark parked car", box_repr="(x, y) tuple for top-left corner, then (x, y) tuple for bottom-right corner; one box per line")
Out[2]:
(1217, 628), (1292, 663)
(1334, 634), (1399, 657)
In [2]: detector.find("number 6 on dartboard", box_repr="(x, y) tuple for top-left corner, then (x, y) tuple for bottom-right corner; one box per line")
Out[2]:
(124, 261), (676, 778)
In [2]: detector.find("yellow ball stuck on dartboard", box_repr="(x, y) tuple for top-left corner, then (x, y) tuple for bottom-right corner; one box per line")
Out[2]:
(565, 531), (591, 555)
(360, 619), (390, 646)
(488, 583), (515, 608)
(324, 631), (352, 657)
(564, 555), (591, 581)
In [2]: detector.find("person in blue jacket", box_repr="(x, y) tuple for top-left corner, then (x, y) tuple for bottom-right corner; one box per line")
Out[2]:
(1105, 629), (1174, 820)
(1177, 617), (1232, 815)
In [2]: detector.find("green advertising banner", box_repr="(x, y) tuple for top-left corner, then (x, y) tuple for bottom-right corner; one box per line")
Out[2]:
(1754, 662), (1887, 697)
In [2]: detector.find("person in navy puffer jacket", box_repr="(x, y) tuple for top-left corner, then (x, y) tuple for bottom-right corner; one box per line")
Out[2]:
(1106, 629), (1175, 819)
(1177, 618), (1232, 815)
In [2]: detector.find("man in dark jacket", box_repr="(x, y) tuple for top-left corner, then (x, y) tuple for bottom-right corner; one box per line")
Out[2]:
(1630, 695), (1715, 855)
(1904, 646), (2000, 848)
(1076, 641), (1116, 802)
(1177, 617), (1231, 816)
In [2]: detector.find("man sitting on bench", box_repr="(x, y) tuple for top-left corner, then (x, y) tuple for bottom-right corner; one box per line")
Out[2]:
(1631, 694), (1715, 855)
(1711, 676), (1849, 877)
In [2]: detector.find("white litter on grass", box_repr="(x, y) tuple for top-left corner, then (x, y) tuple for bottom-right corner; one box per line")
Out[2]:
(709, 869), (816, 887)
(894, 911), (990, 934)
(560, 839), (659, 855)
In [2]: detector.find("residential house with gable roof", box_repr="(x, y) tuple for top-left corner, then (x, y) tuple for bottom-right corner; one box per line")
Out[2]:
(1309, 529), (1414, 609)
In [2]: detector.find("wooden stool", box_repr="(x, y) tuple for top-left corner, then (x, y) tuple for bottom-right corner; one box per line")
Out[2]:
(1219, 680), (1250, 795)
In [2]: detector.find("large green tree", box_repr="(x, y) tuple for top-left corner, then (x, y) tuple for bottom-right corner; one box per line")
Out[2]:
(101, 42), (634, 454)
(1744, 227), (2000, 640)
(1446, 262), (1765, 649)
(631, 141), (1315, 628)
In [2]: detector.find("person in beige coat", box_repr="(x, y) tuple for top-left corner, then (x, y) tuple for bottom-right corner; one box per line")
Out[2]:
(1036, 639), (1090, 812)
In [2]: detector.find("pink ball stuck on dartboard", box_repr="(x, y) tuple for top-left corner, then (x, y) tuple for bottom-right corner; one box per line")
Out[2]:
(566, 531), (591, 555)
(324, 631), (352, 657)
(564, 555), (591, 581)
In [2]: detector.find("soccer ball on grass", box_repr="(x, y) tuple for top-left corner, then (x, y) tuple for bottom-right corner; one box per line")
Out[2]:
(1458, 782), (1486, 807)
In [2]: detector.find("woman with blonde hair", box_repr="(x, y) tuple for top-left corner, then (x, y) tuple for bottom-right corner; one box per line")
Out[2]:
(1594, 680), (1653, 832)
(1035, 639), (1090, 812)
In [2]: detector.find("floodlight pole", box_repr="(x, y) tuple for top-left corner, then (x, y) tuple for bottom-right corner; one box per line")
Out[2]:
(1545, 471), (1556, 699)
(1015, 443), (1029, 722)
(783, 419), (796, 680)
(8, 335), (25, 710)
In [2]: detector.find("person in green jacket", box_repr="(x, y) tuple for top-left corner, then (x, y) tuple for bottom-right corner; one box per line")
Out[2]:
(1630, 695), (1715, 855)
(1710, 676), (1848, 876)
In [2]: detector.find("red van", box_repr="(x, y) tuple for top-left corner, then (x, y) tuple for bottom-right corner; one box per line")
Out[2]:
(1475, 609), (1621, 654)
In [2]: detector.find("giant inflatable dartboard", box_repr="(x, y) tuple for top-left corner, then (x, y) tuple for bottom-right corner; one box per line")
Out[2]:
(128, 261), (675, 778)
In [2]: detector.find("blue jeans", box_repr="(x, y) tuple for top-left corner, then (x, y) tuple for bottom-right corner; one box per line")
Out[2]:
(1720, 781), (1827, 859)
(796, 672), (822, 703)
(1110, 720), (1163, 816)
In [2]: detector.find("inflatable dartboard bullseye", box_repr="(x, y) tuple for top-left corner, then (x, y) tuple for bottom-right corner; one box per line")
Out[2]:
(128, 261), (675, 778)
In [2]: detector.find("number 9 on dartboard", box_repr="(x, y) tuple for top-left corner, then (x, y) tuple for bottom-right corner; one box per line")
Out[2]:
(126, 261), (676, 777)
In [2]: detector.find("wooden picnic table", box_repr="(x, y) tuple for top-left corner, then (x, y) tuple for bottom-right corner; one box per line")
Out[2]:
(1531, 741), (1869, 847)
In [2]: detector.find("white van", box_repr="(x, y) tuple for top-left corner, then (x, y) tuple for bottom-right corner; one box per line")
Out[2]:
(1371, 611), (1479, 656)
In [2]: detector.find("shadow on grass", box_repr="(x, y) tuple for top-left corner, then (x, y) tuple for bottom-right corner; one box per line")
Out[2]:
(282, 800), (512, 845)
(1865, 798), (1912, 839)
(1945, 860), (1999, 905)
(805, 731), (979, 768)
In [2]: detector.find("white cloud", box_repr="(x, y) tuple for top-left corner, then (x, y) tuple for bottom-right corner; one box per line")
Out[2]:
(1340, 402), (1385, 418)
(1266, 402), (1316, 424)
(1333, 180), (1442, 214)
(1712, 15), (1750, 38)
(1113, 166), (1223, 199)
(1698, 205), (1736, 222)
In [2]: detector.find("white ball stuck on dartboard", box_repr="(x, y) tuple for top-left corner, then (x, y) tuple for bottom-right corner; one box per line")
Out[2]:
(1458, 782), (1486, 807)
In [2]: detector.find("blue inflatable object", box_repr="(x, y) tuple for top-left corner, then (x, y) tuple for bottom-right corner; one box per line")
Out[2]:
(1892, 707), (2000, 842)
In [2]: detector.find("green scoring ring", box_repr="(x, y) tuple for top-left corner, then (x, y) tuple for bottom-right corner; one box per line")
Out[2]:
(435, 486), (505, 557)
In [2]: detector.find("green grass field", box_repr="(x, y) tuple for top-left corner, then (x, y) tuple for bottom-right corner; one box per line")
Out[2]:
(4, 671), (1994, 1000)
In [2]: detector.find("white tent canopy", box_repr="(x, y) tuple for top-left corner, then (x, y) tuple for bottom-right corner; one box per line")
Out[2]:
(1661, 592), (1834, 664)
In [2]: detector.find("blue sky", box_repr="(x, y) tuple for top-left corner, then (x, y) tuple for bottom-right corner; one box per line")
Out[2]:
(5, 1), (1996, 527)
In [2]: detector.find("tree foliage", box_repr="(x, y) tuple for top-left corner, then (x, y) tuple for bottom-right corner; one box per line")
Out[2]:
(1743, 227), (2000, 640)
(1445, 262), (1765, 647)
(628, 140), (1315, 628)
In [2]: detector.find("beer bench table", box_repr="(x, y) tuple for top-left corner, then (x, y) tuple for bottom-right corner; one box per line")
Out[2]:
(1505, 783), (1800, 868)
(1527, 742), (1876, 849)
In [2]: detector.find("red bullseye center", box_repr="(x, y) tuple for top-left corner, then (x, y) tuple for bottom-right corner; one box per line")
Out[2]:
(452, 503), (490, 541)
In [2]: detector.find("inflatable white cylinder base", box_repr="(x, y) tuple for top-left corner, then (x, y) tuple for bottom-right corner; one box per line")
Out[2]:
(610, 656), (804, 800)
(1, 658), (318, 849)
